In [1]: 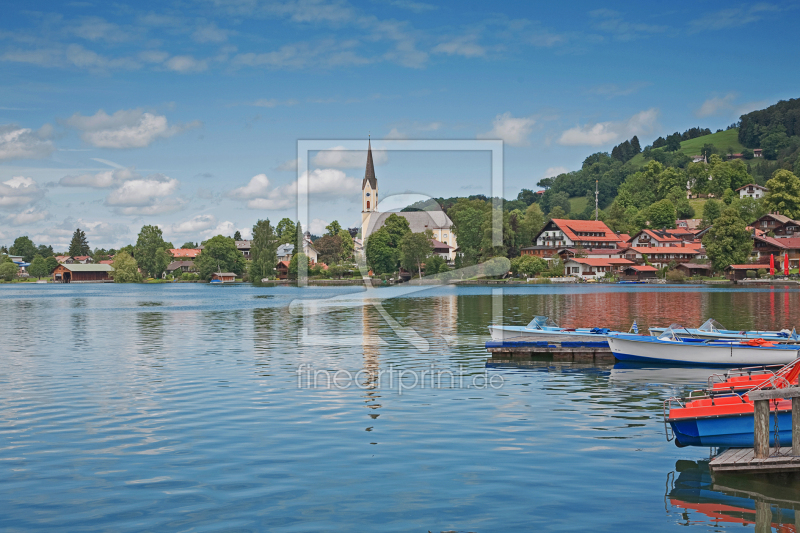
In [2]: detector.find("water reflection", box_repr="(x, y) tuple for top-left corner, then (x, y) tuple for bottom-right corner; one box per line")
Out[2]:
(667, 459), (800, 530)
(71, 297), (89, 349)
(362, 305), (381, 440)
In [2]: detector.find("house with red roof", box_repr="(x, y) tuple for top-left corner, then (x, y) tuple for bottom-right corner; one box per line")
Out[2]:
(736, 183), (768, 199)
(530, 219), (622, 254)
(623, 245), (705, 268)
(169, 248), (202, 259)
(621, 265), (658, 281)
(752, 213), (800, 237)
(628, 228), (698, 247)
(563, 257), (634, 279)
(276, 260), (290, 280)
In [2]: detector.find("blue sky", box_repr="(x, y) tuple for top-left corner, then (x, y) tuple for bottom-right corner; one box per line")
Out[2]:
(1, 0), (798, 249)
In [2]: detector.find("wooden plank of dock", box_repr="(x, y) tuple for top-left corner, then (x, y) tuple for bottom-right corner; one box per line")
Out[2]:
(710, 447), (800, 475)
(485, 335), (614, 363)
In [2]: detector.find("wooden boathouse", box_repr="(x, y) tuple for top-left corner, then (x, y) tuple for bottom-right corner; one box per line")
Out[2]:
(53, 263), (114, 283)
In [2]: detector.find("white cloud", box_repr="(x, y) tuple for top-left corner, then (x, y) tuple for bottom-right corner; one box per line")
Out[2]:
(201, 221), (251, 239)
(69, 17), (135, 43)
(276, 158), (299, 171)
(59, 168), (138, 188)
(66, 44), (140, 71)
(228, 173), (272, 200)
(558, 108), (659, 146)
(7, 207), (48, 226)
(0, 124), (55, 161)
(247, 98), (298, 107)
(63, 109), (200, 149)
(312, 146), (388, 168)
(479, 112), (536, 146)
(193, 23), (229, 43)
(385, 128), (408, 140)
(170, 214), (218, 234)
(139, 50), (169, 63)
(231, 169), (360, 210)
(432, 35), (486, 57)
(0, 176), (46, 209)
(165, 55), (208, 73)
(696, 94), (737, 117)
(689, 4), (779, 32)
(104, 174), (184, 215)
(309, 218), (329, 235)
(543, 166), (569, 179)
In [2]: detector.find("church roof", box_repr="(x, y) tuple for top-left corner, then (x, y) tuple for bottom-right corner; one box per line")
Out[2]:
(367, 211), (453, 236)
(362, 139), (377, 190)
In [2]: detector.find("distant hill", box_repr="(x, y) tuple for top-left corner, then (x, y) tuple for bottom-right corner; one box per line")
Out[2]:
(628, 128), (746, 167)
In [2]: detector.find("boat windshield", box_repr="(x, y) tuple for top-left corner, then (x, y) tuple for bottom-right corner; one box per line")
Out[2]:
(698, 318), (725, 333)
(527, 316), (559, 329)
(657, 327), (682, 341)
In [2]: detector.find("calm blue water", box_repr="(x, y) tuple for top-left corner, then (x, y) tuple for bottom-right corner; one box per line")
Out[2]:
(2, 283), (799, 531)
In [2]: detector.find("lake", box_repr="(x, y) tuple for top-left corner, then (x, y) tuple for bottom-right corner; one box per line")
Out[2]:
(2, 283), (800, 531)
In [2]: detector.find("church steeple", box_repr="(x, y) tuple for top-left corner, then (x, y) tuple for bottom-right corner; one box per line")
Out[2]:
(362, 137), (377, 214)
(362, 138), (377, 190)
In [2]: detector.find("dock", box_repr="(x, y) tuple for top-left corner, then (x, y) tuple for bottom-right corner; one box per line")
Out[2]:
(710, 387), (800, 478)
(486, 335), (614, 363)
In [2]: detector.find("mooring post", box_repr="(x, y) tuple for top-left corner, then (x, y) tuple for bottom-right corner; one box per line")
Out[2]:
(754, 399), (770, 459)
(794, 396), (800, 456)
(755, 500), (772, 533)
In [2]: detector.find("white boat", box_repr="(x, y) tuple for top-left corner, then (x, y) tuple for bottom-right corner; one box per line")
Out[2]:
(649, 318), (798, 343)
(488, 316), (617, 342)
(608, 328), (800, 366)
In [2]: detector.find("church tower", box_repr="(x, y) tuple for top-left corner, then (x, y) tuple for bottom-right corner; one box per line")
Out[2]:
(361, 138), (378, 237)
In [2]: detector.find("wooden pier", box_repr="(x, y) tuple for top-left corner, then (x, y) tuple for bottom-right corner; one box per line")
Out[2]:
(485, 335), (614, 363)
(710, 387), (800, 477)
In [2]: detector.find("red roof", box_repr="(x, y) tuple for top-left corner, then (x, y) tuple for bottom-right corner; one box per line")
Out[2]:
(73, 256), (91, 261)
(550, 219), (622, 243)
(170, 248), (201, 258)
(566, 258), (634, 267)
(618, 234), (631, 242)
(628, 245), (702, 254)
(277, 260), (290, 267)
(627, 265), (658, 272)
(430, 238), (453, 250)
(736, 183), (767, 191)
(772, 237), (800, 249)
(99, 259), (114, 264)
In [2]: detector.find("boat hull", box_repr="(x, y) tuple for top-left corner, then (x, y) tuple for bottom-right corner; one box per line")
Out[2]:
(487, 326), (612, 343)
(608, 335), (800, 365)
(648, 327), (796, 342)
(670, 411), (793, 447)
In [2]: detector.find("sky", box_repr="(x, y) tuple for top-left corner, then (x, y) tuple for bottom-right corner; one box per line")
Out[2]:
(1, 0), (799, 250)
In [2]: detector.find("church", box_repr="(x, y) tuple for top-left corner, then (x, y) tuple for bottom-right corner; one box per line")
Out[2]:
(360, 140), (458, 262)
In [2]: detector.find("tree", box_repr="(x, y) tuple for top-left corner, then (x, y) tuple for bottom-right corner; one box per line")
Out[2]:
(315, 235), (343, 264)
(0, 262), (19, 281)
(195, 235), (246, 280)
(325, 220), (342, 236)
(10, 236), (37, 262)
(630, 135), (641, 154)
(110, 251), (142, 283)
(181, 242), (197, 249)
(701, 199), (723, 228)
(517, 189), (537, 206)
(703, 208), (753, 272)
(276, 218), (296, 245)
(45, 256), (59, 274)
(700, 144), (718, 161)
(249, 219), (279, 282)
(666, 133), (682, 152)
(135, 225), (172, 278)
(288, 253), (308, 280)
(69, 228), (91, 257)
(36, 244), (54, 258)
(328, 264), (346, 279)
(730, 196), (766, 224)
(338, 229), (354, 260)
(517, 203), (545, 249)
(448, 199), (490, 265)
(365, 228), (396, 275)
(28, 255), (48, 279)
(656, 167), (687, 200)
(548, 205), (567, 220)
(549, 191), (571, 215)
(764, 170), (800, 219)
(399, 232), (433, 278)
(382, 214), (411, 247)
(510, 255), (548, 277)
(646, 199), (677, 228)
(425, 255), (448, 275)
(233, 230), (242, 241)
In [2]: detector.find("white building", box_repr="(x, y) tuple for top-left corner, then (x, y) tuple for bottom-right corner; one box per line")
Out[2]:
(736, 183), (768, 199)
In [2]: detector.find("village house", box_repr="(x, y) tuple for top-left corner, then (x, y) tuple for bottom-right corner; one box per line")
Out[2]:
(736, 183), (768, 199)
(430, 239), (454, 262)
(276, 240), (318, 264)
(628, 228), (698, 248)
(236, 240), (252, 259)
(725, 264), (761, 282)
(676, 263), (713, 278)
(165, 261), (196, 276)
(169, 248), (202, 259)
(276, 260), (290, 280)
(531, 219), (622, 252)
(623, 245), (705, 268)
(52, 263), (114, 283)
(211, 272), (236, 282)
(620, 265), (658, 281)
(752, 213), (800, 236)
(563, 257), (634, 279)
(676, 219), (703, 232)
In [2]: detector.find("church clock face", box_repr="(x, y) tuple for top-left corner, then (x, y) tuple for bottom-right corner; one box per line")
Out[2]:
(365, 192), (371, 197)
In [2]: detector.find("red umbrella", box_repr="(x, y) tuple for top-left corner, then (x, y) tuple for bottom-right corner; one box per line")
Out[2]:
(785, 252), (790, 275)
(770, 254), (775, 276)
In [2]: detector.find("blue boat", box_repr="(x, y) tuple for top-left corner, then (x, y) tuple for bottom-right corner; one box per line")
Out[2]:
(488, 315), (617, 342)
(649, 318), (798, 343)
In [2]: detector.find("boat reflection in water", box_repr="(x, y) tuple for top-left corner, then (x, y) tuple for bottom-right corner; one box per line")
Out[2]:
(667, 459), (800, 530)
